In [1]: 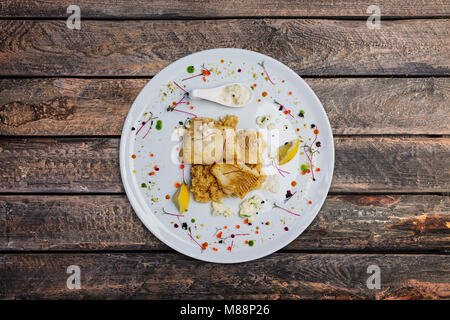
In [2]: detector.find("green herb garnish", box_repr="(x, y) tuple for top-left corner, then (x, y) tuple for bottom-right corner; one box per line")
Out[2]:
(187, 66), (195, 73)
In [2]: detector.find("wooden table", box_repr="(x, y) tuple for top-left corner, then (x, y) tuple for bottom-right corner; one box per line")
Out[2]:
(0, 1), (449, 300)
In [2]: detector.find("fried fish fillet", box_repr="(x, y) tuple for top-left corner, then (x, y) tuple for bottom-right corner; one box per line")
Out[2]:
(210, 163), (266, 199)
(181, 115), (266, 165)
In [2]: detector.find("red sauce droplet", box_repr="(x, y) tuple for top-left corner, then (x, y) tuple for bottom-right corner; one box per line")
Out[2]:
(131, 154), (136, 159)
(284, 227), (289, 231)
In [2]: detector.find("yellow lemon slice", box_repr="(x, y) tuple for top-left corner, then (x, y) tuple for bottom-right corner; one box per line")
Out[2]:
(173, 183), (190, 214)
(278, 139), (300, 165)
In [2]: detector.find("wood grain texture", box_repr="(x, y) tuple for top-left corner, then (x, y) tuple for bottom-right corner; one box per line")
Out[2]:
(0, 253), (448, 299)
(0, 137), (448, 193)
(0, 195), (448, 251)
(1, 0), (449, 18)
(0, 19), (448, 76)
(1, 78), (449, 136)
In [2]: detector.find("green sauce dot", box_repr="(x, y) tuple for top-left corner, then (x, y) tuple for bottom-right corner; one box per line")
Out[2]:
(191, 218), (196, 223)
(248, 240), (255, 247)
(300, 164), (309, 172)
(156, 120), (163, 130)
(141, 183), (147, 188)
(187, 66), (195, 73)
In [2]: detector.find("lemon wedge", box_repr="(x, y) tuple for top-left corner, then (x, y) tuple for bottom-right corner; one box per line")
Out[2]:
(173, 183), (190, 214)
(278, 139), (300, 165)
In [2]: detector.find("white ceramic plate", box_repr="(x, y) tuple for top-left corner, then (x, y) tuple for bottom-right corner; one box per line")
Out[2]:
(120, 48), (334, 263)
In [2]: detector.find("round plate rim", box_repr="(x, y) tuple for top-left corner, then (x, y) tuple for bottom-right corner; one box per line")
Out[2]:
(120, 48), (335, 263)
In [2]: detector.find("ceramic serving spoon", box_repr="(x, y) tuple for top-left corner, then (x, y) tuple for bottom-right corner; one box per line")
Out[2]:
(189, 83), (253, 108)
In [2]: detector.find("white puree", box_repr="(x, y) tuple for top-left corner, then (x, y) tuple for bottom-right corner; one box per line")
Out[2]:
(217, 84), (251, 106)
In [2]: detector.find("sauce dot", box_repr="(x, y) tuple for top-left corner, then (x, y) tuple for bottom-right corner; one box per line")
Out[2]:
(165, 195), (170, 200)
(316, 168), (321, 172)
(131, 154), (136, 159)
(291, 181), (297, 187)
(236, 225), (240, 229)
(284, 227), (289, 231)
(237, 68), (242, 72)
(308, 200), (312, 204)
(262, 91), (268, 97)
(174, 224), (179, 228)
(288, 91), (292, 95)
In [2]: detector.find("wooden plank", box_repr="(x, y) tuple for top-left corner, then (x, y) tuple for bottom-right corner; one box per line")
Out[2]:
(1, 0), (449, 18)
(1, 78), (449, 136)
(0, 137), (448, 193)
(0, 253), (448, 299)
(0, 195), (448, 251)
(0, 19), (448, 76)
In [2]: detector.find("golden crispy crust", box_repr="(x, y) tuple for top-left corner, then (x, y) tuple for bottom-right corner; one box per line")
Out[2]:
(210, 163), (266, 199)
(190, 165), (228, 203)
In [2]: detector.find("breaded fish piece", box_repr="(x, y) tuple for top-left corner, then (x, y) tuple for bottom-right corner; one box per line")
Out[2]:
(210, 163), (266, 199)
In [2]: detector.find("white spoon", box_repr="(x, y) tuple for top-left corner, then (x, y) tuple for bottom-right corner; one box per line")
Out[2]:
(189, 83), (253, 108)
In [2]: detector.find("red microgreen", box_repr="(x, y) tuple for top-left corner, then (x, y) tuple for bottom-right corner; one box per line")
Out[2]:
(188, 232), (204, 250)
(258, 61), (275, 85)
(273, 203), (301, 216)
(303, 129), (319, 181)
(173, 81), (188, 94)
(136, 112), (158, 138)
(273, 100), (295, 118)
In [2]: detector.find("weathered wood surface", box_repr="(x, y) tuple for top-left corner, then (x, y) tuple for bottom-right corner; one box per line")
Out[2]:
(0, 195), (448, 251)
(0, 253), (448, 299)
(0, 20), (448, 76)
(1, 78), (449, 136)
(0, 137), (448, 193)
(1, 0), (449, 18)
